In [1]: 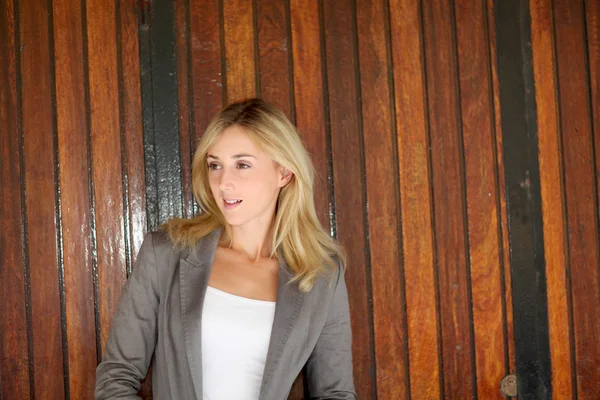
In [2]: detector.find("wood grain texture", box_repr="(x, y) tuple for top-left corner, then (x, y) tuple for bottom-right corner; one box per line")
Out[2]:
(553, 0), (600, 396)
(52, 0), (96, 397)
(322, 0), (375, 397)
(19, 0), (66, 397)
(256, 0), (293, 118)
(289, 0), (330, 232)
(223, 0), (256, 102)
(356, 0), (408, 398)
(0, 0), (30, 397)
(189, 0), (223, 142)
(530, 0), (574, 397)
(388, 0), (440, 397)
(455, 0), (507, 397)
(86, 0), (127, 349)
(487, 0), (516, 384)
(422, 0), (475, 397)
(119, 0), (146, 256)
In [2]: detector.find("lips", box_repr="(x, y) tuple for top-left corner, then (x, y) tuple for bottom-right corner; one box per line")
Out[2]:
(223, 198), (242, 210)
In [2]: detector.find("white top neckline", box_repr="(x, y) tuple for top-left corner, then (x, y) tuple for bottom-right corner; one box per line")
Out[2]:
(206, 285), (276, 305)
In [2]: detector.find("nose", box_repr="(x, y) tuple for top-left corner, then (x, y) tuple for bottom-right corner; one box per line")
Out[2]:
(218, 167), (234, 192)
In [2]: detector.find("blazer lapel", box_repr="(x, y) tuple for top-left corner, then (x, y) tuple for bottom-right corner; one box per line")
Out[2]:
(259, 257), (304, 398)
(179, 228), (221, 400)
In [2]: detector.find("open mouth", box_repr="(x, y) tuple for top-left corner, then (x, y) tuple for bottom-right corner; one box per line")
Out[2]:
(223, 199), (242, 209)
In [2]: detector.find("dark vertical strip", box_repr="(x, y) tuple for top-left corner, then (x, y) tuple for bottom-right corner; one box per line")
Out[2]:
(284, 0), (296, 125)
(184, 0), (198, 216)
(81, 0), (102, 364)
(317, 0), (335, 239)
(139, 1), (157, 231)
(449, 1), (477, 397)
(252, 0), (260, 95)
(418, 0), (444, 396)
(149, 0), (182, 224)
(218, 0), (227, 105)
(350, 1), (377, 397)
(494, 0), (552, 398)
(483, 0), (511, 379)
(115, 0), (132, 276)
(47, 0), (70, 396)
(383, 0), (411, 395)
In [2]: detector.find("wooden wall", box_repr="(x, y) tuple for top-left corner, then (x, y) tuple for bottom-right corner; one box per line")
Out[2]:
(531, 0), (600, 398)
(0, 0), (597, 399)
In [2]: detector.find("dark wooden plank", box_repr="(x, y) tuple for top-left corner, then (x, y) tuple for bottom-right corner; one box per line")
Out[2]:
(256, 0), (293, 119)
(455, 0), (508, 397)
(52, 0), (96, 397)
(388, 0), (440, 397)
(356, 0), (408, 398)
(86, 0), (127, 349)
(553, 0), (600, 396)
(487, 0), (516, 384)
(223, 0), (256, 102)
(322, 1), (375, 397)
(175, 0), (193, 218)
(189, 0), (224, 141)
(0, 0), (31, 397)
(290, 0), (330, 232)
(530, 0), (574, 397)
(19, 0), (66, 397)
(421, 0), (475, 397)
(119, 0), (146, 257)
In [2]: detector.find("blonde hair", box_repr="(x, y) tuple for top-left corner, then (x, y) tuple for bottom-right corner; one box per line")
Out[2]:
(160, 98), (345, 292)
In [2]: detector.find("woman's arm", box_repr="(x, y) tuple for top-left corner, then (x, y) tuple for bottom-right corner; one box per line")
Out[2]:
(95, 233), (159, 400)
(305, 264), (356, 399)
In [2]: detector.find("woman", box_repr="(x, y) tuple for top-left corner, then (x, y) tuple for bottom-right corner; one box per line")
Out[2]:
(95, 98), (355, 399)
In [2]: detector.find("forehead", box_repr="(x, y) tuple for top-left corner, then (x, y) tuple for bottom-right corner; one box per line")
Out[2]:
(208, 125), (263, 157)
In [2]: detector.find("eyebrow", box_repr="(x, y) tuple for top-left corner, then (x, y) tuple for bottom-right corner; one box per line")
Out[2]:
(206, 153), (257, 160)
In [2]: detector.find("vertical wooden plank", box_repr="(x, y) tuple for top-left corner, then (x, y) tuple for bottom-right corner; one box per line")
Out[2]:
(223, 0), (256, 102)
(290, 0), (330, 232)
(256, 0), (293, 118)
(356, 0), (408, 398)
(175, 0), (193, 218)
(322, 1), (375, 397)
(422, 0), (475, 397)
(553, 0), (600, 397)
(0, 0), (31, 397)
(487, 0), (516, 382)
(53, 0), (96, 397)
(86, 0), (127, 349)
(189, 0), (224, 141)
(388, 0), (440, 397)
(19, 0), (66, 397)
(455, 0), (508, 397)
(119, 0), (146, 258)
(530, 0), (574, 397)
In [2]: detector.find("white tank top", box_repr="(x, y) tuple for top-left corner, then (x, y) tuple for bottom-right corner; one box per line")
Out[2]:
(201, 286), (276, 400)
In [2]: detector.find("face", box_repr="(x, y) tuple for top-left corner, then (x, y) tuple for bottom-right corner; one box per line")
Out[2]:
(207, 125), (292, 229)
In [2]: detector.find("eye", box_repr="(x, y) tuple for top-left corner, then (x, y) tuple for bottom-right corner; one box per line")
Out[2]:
(237, 162), (250, 169)
(208, 162), (221, 170)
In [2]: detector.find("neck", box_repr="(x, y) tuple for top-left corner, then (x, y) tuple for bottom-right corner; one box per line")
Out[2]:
(225, 221), (276, 262)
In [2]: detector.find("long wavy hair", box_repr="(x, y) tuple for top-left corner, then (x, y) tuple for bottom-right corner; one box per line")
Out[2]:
(160, 98), (345, 292)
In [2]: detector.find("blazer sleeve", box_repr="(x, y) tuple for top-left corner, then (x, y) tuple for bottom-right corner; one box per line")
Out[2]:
(305, 264), (356, 399)
(95, 232), (159, 400)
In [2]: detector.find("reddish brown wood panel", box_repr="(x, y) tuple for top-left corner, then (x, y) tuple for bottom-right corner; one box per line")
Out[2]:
(256, 0), (293, 119)
(289, 0), (330, 231)
(322, 1), (375, 397)
(52, 0), (97, 398)
(422, 0), (475, 397)
(0, 0), (30, 398)
(120, 0), (147, 255)
(223, 0), (256, 102)
(388, 0), (441, 397)
(530, 0), (574, 397)
(455, 0), (509, 397)
(86, 0), (127, 349)
(356, 0), (409, 398)
(19, 0), (66, 397)
(552, 0), (600, 397)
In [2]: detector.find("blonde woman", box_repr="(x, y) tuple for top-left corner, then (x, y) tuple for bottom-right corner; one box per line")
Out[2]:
(95, 98), (355, 399)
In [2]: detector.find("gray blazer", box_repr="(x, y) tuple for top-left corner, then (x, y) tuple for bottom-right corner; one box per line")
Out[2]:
(95, 228), (355, 399)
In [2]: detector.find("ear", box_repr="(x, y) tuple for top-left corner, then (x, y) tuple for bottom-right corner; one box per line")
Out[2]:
(278, 166), (293, 188)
